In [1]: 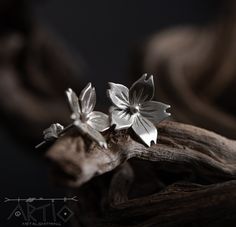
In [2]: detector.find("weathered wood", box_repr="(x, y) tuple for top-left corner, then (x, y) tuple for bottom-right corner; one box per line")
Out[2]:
(46, 121), (236, 187)
(102, 181), (236, 226)
(46, 121), (236, 226)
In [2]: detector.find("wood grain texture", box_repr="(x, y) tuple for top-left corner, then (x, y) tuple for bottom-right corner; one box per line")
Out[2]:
(46, 121), (236, 187)
(46, 121), (236, 226)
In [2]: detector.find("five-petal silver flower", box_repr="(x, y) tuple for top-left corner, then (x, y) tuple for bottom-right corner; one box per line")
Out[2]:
(66, 83), (109, 148)
(107, 74), (171, 147)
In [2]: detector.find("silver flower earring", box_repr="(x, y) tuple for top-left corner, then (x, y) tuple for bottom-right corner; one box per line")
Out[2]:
(107, 74), (171, 147)
(36, 74), (171, 149)
(36, 83), (109, 149)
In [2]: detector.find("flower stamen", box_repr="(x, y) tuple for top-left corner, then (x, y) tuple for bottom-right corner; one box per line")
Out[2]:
(129, 104), (140, 114)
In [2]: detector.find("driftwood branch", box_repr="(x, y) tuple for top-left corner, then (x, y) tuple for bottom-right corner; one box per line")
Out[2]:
(45, 120), (236, 226)
(103, 180), (236, 226)
(46, 121), (236, 187)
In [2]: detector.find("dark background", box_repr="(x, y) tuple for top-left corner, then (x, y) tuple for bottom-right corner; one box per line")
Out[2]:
(33, 0), (221, 93)
(0, 0), (222, 226)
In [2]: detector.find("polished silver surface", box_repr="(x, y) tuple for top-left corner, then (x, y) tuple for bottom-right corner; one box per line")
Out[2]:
(36, 75), (170, 149)
(107, 74), (171, 147)
(36, 83), (109, 149)
(66, 83), (109, 148)
(74, 119), (108, 149)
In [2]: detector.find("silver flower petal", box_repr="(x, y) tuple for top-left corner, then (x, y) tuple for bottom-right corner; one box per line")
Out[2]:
(107, 82), (130, 109)
(140, 101), (171, 125)
(129, 74), (154, 105)
(37, 84), (109, 149)
(110, 107), (134, 130)
(87, 111), (110, 132)
(132, 115), (157, 147)
(107, 73), (171, 147)
(66, 88), (81, 119)
(79, 83), (96, 115)
(74, 119), (107, 148)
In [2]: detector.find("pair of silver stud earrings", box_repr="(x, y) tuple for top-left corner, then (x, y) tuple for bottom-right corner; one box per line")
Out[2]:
(36, 74), (171, 149)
